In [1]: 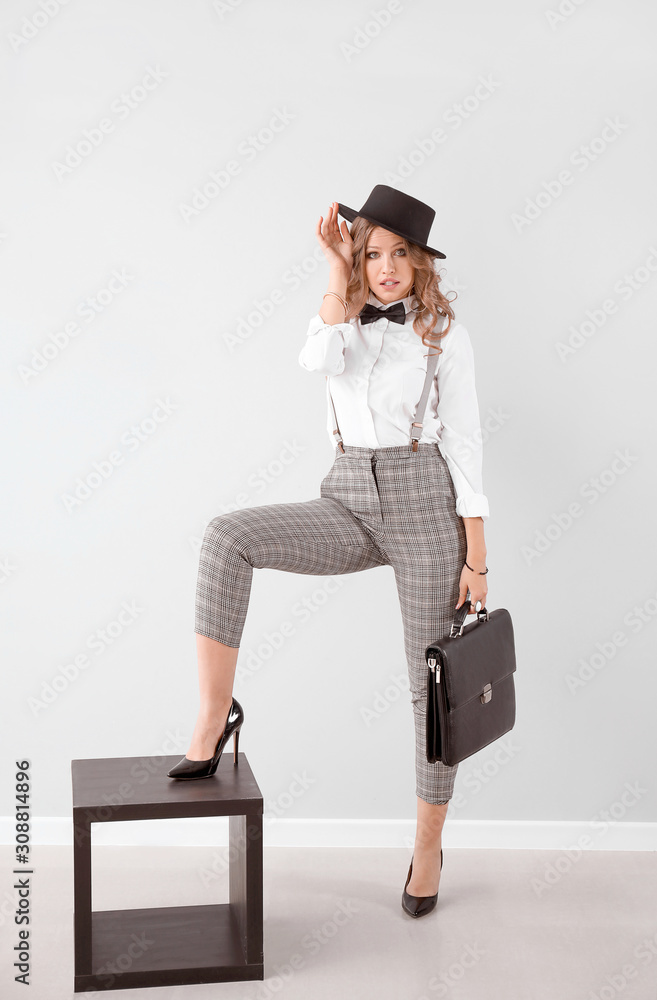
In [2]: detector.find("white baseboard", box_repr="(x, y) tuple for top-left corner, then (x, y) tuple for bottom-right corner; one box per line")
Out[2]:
(1, 817), (655, 851)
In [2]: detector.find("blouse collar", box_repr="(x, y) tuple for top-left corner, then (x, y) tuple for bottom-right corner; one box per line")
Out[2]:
(367, 288), (420, 316)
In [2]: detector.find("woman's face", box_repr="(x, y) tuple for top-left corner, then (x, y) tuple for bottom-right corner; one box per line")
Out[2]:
(364, 226), (415, 302)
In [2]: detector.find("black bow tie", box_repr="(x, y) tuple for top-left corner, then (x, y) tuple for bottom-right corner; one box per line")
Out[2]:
(359, 301), (407, 326)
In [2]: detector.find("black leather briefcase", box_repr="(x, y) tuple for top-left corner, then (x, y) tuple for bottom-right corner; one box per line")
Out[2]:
(425, 601), (517, 767)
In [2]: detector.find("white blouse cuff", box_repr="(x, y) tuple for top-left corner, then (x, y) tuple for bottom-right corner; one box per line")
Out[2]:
(307, 312), (351, 333)
(456, 494), (490, 520)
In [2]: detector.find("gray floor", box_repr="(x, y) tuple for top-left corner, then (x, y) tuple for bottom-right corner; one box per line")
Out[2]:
(3, 845), (656, 999)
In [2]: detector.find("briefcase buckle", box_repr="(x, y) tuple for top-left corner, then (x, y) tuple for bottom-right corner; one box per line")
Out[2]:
(449, 623), (464, 638)
(480, 683), (492, 704)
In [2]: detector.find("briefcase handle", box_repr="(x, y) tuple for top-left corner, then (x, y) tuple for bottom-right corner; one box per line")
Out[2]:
(449, 594), (489, 638)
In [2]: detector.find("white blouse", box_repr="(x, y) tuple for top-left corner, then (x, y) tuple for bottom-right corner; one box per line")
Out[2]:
(298, 290), (489, 520)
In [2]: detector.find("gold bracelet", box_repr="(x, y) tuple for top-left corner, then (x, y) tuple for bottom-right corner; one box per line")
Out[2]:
(323, 291), (347, 314)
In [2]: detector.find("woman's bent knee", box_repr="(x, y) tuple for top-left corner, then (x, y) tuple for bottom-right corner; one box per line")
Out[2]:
(201, 513), (252, 559)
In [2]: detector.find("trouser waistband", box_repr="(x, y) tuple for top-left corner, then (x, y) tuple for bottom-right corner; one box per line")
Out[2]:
(338, 442), (441, 460)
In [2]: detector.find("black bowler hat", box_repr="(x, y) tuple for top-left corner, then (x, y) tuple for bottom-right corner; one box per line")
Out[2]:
(337, 184), (446, 259)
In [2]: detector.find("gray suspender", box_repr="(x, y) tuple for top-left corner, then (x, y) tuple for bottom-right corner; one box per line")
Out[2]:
(326, 313), (446, 454)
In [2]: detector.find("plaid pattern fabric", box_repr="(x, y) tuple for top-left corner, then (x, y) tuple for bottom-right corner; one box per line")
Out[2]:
(195, 442), (466, 804)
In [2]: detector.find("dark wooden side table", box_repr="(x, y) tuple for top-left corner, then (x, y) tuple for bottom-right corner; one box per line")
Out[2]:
(71, 752), (264, 992)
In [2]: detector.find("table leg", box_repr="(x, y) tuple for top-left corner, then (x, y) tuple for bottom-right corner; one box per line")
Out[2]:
(73, 811), (92, 981)
(228, 812), (263, 966)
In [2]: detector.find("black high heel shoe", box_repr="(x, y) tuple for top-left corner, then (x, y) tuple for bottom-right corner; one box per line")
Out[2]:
(167, 698), (244, 780)
(401, 847), (443, 918)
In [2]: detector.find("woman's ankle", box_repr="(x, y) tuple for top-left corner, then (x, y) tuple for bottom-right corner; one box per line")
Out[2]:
(414, 836), (442, 854)
(196, 698), (233, 727)
(414, 822), (444, 850)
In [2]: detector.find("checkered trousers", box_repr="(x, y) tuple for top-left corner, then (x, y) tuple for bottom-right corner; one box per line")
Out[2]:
(194, 442), (467, 804)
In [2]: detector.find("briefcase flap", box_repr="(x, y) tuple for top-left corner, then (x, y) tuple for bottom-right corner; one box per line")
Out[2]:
(426, 608), (516, 712)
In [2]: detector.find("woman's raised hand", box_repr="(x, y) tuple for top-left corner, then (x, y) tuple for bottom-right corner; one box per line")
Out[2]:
(316, 201), (354, 277)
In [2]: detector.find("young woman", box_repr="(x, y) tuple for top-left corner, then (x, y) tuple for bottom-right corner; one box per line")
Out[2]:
(167, 184), (489, 919)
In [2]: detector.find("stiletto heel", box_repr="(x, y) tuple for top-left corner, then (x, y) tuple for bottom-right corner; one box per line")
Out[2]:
(401, 847), (443, 918)
(167, 698), (244, 780)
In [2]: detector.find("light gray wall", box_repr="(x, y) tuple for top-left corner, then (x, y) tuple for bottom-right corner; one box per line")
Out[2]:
(2, 0), (655, 828)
